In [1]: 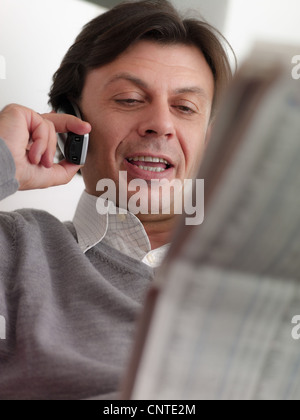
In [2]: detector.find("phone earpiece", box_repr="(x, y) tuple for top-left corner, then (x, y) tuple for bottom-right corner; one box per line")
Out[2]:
(56, 100), (89, 165)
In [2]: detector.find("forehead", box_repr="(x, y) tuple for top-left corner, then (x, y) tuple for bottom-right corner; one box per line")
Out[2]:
(84, 41), (214, 100)
(118, 40), (211, 73)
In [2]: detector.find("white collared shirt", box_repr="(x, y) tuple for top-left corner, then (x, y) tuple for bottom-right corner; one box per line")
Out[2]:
(72, 191), (170, 268)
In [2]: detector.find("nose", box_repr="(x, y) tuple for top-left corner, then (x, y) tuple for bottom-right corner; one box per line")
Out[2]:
(137, 100), (175, 139)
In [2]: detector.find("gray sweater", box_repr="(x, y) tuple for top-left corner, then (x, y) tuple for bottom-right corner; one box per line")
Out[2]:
(0, 139), (154, 400)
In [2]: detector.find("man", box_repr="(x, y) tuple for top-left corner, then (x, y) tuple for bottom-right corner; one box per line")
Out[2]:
(0, 0), (233, 399)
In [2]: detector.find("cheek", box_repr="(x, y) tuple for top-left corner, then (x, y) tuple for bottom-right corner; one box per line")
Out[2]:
(186, 145), (205, 179)
(87, 117), (120, 158)
(179, 126), (207, 178)
(89, 108), (136, 150)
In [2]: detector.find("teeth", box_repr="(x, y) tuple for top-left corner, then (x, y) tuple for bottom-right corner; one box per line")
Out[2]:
(138, 166), (166, 172)
(128, 156), (170, 165)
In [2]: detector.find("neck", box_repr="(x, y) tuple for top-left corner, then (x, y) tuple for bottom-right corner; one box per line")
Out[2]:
(140, 214), (179, 250)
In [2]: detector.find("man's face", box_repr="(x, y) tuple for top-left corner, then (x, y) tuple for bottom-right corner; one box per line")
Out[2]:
(80, 40), (214, 215)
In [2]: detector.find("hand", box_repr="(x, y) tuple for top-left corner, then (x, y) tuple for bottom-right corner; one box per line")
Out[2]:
(0, 104), (91, 190)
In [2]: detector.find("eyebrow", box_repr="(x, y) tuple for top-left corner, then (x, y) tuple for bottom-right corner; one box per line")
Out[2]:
(105, 72), (149, 90)
(174, 87), (210, 101)
(105, 72), (210, 101)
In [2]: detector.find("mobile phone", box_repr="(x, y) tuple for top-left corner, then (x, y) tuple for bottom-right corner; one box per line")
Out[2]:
(57, 100), (89, 165)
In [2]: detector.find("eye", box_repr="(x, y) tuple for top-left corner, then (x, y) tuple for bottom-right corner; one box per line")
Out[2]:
(175, 105), (196, 114)
(115, 98), (144, 106)
(113, 91), (146, 107)
(172, 99), (199, 116)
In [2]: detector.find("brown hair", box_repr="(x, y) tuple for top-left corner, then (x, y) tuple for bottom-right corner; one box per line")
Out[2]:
(49, 0), (235, 117)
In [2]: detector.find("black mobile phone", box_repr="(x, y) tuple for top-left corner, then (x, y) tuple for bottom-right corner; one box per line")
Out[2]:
(57, 100), (89, 165)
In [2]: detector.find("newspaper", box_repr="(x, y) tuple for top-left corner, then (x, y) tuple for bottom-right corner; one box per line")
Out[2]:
(122, 45), (300, 400)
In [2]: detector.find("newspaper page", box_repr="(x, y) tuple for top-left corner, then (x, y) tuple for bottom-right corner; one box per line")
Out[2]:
(130, 49), (300, 400)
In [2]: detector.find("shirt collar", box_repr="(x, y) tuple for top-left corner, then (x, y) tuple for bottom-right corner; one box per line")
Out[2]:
(73, 191), (108, 253)
(73, 191), (170, 267)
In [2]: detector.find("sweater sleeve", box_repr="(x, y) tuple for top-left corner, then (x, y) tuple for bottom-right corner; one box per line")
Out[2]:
(0, 138), (19, 201)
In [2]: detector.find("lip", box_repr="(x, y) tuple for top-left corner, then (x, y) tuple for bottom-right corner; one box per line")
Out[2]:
(124, 158), (175, 181)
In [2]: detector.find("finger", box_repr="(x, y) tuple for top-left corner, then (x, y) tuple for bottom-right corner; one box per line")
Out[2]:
(27, 118), (51, 165)
(41, 112), (91, 135)
(40, 120), (58, 168)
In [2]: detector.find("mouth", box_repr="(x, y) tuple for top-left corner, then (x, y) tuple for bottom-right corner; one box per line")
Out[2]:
(125, 155), (173, 173)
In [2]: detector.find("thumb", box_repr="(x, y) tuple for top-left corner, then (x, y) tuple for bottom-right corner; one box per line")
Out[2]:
(19, 160), (83, 191)
(53, 160), (84, 186)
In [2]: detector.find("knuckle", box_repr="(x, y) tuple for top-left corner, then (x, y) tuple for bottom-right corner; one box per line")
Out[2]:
(42, 118), (55, 134)
(3, 103), (22, 114)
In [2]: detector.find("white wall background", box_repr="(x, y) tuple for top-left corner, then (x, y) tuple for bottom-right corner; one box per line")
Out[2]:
(224, 0), (300, 63)
(0, 0), (105, 221)
(0, 0), (300, 221)
(0, 0), (105, 112)
(171, 0), (229, 32)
